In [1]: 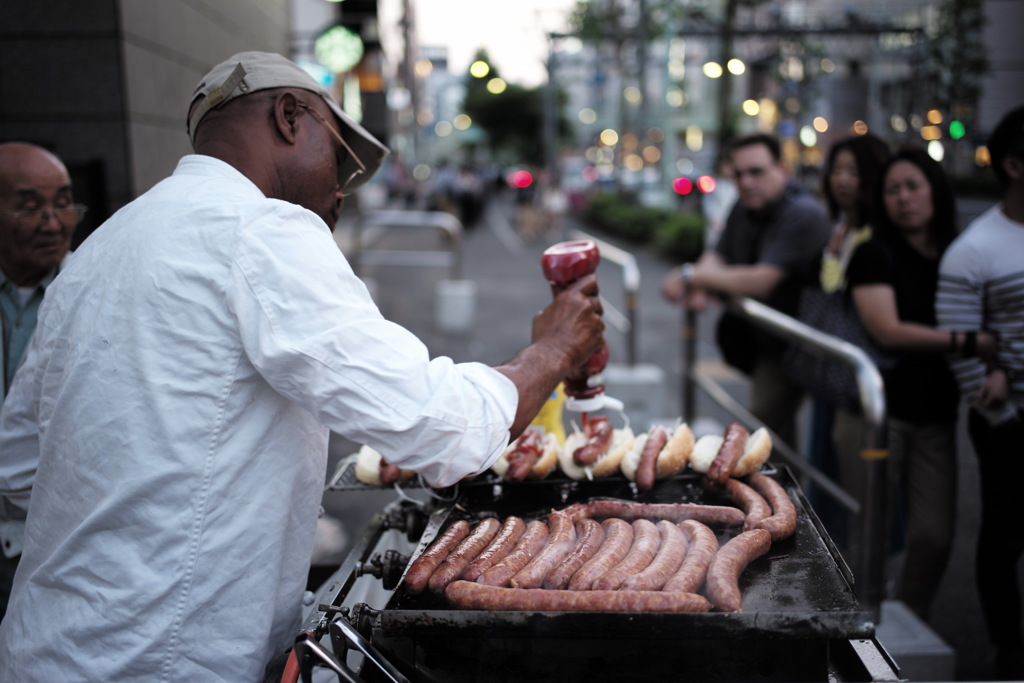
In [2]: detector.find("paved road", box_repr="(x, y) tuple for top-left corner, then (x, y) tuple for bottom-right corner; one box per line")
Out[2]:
(319, 190), (1003, 681)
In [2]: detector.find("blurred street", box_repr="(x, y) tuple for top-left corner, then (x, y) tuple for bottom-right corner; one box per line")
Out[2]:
(319, 188), (1001, 682)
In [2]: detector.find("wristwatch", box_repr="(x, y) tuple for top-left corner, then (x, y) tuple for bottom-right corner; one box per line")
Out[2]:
(679, 263), (696, 286)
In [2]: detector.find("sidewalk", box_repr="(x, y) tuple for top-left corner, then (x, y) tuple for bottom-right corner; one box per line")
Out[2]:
(322, 189), (999, 681)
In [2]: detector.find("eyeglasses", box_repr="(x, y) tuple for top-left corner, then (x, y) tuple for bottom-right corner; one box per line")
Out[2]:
(1, 203), (88, 228)
(732, 166), (768, 180)
(296, 103), (366, 193)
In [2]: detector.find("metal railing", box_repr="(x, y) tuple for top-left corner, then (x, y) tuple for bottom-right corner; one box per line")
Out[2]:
(350, 210), (464, 280)
(683, 296), (889, 613)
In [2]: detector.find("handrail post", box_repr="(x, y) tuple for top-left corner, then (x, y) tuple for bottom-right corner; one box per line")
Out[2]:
(683, 308), (697, 424)
(856, 400), (889, 618)
(726, 297), (888, 615)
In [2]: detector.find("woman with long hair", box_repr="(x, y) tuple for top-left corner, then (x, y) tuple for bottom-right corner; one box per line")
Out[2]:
(844, 147), (994, 621)
(801, 134), (891, 544)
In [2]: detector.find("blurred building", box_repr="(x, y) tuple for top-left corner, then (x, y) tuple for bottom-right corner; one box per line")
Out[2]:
(0, 0), (388, 244)
(0, 0), (290, 244)
(546, 0), (1022, 203)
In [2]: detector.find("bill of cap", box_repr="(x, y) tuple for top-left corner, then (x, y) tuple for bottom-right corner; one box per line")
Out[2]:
(187, 51), (389, 192)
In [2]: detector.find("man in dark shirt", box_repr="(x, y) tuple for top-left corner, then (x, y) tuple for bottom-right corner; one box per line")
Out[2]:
(662, 134), (830, 446)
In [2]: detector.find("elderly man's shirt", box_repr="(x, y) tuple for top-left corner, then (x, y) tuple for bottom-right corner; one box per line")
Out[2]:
(0, 268), (57, 560)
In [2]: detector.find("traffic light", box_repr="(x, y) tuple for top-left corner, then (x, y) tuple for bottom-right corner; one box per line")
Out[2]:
(950, 120), (966, 140)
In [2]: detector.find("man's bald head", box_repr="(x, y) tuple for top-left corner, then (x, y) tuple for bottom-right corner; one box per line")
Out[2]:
(0, 142), (77, 287)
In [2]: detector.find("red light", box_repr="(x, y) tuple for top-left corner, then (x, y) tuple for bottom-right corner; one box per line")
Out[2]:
(511, 170), (533, 188)
(672, 177), (693, 195)
(697, 175), (716, 193)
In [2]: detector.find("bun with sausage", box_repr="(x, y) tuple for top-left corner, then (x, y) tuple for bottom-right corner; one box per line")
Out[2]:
(688, 426), (772, 478)
(491, 429), (561, 482)
(621, 422), (694, 488)
(354, 444), (417, 486)
(559, 417), (635, 480)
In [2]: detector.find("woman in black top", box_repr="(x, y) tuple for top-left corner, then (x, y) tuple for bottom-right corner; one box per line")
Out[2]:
(845, 148), (993, 621)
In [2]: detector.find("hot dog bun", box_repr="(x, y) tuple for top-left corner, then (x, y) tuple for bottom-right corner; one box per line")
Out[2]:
(656, 423), (695, 478)
(688, 427), (772, 477)
(560, 427), (635, 480)
(732, 427), (772, 476)
(620, 423), (694, 481)
(354, 444), (416, 486)
(492, 431), (561, 480)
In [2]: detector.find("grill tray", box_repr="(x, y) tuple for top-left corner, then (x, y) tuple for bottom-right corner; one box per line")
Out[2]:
(360, 467), (872, 682)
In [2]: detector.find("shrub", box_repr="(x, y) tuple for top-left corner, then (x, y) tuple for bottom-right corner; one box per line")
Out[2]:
(651, 212), (706, 262)
(579, 191), (705, 262)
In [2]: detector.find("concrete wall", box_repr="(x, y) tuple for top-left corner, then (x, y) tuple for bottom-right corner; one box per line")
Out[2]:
(0, 0), (290, 242)
(979, 0), (1024, 132)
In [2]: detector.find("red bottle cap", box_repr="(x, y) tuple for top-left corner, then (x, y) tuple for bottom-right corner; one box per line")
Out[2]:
(541, 241), (600, 285)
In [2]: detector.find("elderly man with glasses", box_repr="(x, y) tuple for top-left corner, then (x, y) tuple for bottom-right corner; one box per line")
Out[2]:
(0, 52), (605, 680)
(0, 141), (85, 623)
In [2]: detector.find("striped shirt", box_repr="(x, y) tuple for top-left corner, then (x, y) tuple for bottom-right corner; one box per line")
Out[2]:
(936, 203), (1024, 421)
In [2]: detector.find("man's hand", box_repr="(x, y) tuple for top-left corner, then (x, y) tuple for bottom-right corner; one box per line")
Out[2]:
(660, 266), (687, 304)
(661, 266), (709, 312)
(496, 274), (606, 440)
(531, 274), (605, 374)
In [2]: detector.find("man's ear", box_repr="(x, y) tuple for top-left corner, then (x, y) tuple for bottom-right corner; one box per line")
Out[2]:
(272, 92), (301, 145)
(1004, 155), (1024, 182)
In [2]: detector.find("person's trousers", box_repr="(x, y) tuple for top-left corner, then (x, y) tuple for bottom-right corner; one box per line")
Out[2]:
(969, 408), (1024, 650)
(834, 412), (956, 620)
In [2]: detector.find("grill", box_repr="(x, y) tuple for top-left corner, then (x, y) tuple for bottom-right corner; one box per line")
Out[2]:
(293, 464), (900, 683)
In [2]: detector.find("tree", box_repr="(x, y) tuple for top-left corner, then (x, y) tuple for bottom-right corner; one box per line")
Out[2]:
(929, 0), (989, 116)
(460, 49), (569, 167)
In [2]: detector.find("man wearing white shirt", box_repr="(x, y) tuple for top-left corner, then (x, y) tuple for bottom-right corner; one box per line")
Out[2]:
(0, 52), (604, 681)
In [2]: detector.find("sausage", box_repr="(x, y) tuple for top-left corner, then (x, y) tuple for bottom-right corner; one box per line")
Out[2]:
(635, 426), (669, 491)
(746, 473), (798, 542)
(704, 477), (772, 532)
(428, 517), (502, 593)
(620, 520), (689, 591)
(505, 430), (544, 482)
(562, 499), (745, 528)
(543, 519), (606, 589)
(706, 421), (749, 485)
(573, 415), (614, 466)
(445, 581), (712, 613)
(510, 510), (578, 589)
(402, 520), (471, 595)
(592, 519), (662, 591)
(476, 519), (550, 587)
(663, 520), (719, 593)
(379, 459), (402, 486)
(568, 518), (635, 591)
(462, 516), (527, 582)
(705, 528), (772, 612)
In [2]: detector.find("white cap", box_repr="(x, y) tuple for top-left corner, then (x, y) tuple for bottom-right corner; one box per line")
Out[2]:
(187, 51), (389, 192)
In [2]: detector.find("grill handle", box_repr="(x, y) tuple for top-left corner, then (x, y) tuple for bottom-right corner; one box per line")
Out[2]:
(288, 631), (362, 683)
(331, 618), (411, 683)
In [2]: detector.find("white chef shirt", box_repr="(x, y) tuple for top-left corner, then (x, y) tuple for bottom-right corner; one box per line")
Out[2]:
(0, 155), (516, 681)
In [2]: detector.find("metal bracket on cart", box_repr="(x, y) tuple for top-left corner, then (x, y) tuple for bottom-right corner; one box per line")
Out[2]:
(288, 607), (410, 683)
(355, 549), (411, 590)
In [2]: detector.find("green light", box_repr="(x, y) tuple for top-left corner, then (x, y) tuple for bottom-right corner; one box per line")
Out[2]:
(314, 26), (364, 73)
(950, 120), (966, 140)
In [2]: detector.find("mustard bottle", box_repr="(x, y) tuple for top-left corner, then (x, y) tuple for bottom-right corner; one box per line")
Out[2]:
(530, 382), (567, 444)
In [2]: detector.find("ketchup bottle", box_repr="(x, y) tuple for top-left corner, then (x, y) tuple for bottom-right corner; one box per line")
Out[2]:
(541, 241), (615, 410)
